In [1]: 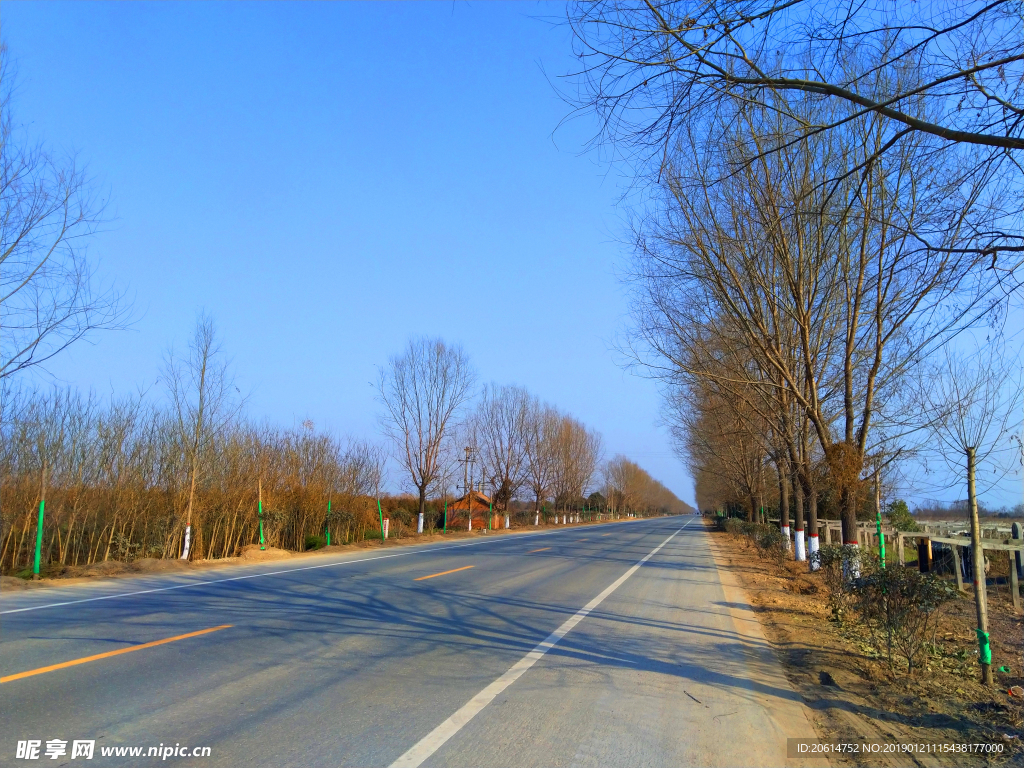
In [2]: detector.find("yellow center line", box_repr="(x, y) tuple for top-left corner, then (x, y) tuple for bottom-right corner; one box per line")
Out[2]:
(0, 624), (232, 684)
(601, 533), (612, 536)
(414, 565), (474, 581)
(527, 547), (551, 553)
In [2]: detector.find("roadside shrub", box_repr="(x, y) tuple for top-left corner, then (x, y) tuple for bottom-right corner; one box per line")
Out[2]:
(753, 524), (787, 564)
(724, 518), (746, 535)
(813, 544), (877, 622)
(304, 534), (327, 551)
(851, 565), (955, 675)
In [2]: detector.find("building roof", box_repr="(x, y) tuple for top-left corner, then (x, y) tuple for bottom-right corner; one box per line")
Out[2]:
(447, 490), (492, 511)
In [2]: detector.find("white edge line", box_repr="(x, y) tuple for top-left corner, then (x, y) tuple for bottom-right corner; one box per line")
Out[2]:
(0, 516), (679, 615)
(388, 518), (691, 768)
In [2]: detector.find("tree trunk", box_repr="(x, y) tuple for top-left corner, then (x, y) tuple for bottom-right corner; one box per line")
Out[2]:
(841, 488), (859, 547)
(779, 468), (790, 549)
(806, 473), (820, 570)
(793, 469), (806, 561)
(967, 447), (993, 686)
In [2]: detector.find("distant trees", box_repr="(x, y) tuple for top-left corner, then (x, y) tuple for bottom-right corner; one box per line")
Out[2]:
(377, 337), (476, 530)
(604, 456), (685, 516)
(0, 388), (388, 572)
(0, 323), (688, 574)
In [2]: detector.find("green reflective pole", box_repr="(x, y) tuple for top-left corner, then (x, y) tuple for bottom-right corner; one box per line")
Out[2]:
(876, 507), (886, 568)
(258, 479), (265, 550)
(377, 497), (385, 543)
(33, 498), (45, 579)
(488, 500), (492, 530)
(443, 499), (448, 534)
(326, 499), (331, 546)
(33, 463), (46, 579)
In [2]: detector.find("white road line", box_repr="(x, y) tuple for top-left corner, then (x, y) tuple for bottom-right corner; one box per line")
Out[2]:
(0, 517), (678, 616)
(389, 518), (691, 768)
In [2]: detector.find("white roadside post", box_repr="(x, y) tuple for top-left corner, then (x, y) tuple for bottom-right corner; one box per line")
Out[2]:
(417, 512), (424, 534)
(383, 517), (390, 540)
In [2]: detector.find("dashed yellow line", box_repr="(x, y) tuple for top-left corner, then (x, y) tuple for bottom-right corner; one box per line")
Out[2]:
(528, 547), (551, 553)
(414, 565), (474, 581)
(0, 625), (232, 684)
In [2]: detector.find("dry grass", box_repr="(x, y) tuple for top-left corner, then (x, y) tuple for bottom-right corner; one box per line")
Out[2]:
(710, 522), (1024, 766)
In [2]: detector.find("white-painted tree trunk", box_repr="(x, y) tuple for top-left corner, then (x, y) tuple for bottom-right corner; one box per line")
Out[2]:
(534, 513), (539, 526)
(417, 513), (424, 534)
(781, 524), (791, 551)
(808, 533), (820, 570)
(468, 516), (472, 531)
(505, 514), (510, 529)
(180, 525), (192, 560)
(795, 529), (806, 561)
(842, 542), (860, 581)
(383, 518), (390, 539)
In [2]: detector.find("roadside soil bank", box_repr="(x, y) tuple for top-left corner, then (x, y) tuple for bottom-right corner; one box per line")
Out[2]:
(707, 521), (1024, 767)
(0, 517), (633, 592)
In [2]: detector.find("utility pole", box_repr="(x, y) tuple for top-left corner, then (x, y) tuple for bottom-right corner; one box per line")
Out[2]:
(458, 446), (476, 531)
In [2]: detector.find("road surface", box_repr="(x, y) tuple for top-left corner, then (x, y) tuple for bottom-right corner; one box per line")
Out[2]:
(1, 517), (819, 767)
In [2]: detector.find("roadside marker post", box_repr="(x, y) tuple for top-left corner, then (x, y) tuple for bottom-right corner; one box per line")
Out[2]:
(377, 497), (386, 543)
(443, 500), (448, 534)
(258, 480), (265, 550)
(326, 500), (331, 546)
(32, 463), (46, 580)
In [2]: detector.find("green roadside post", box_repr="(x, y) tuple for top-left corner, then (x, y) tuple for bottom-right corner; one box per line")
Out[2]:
(443, 499), (448, 534)
(258, 486), (265, 550)
(377, 497), (385, 543)
(876, 507), (886, 568)
(33, 463), (46, 580)
(326, 499), (331, 546)
(488, 500), (492, 531)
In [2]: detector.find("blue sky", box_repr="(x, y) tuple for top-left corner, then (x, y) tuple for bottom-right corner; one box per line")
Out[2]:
(5, 2), (1021, 512)
(2, 2), (693, 502)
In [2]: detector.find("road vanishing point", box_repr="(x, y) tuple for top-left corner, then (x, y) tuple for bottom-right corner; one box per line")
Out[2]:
(1, 517), (820, 767)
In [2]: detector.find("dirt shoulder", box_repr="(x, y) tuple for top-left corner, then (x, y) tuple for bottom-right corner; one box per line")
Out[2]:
(706, 521), (1024, 767)
(0, 518), (623, 594)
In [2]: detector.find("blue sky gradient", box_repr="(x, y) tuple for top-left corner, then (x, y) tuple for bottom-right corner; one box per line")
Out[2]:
(3, 2), (693, 502)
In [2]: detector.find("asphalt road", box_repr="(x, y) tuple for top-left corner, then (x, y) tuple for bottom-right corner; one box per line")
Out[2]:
(1, 517), (819, 767)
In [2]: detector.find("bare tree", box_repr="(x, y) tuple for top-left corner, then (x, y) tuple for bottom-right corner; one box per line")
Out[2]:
(566, 1), (1023, 268)
(550, 414), (603, 514)
(475, 384), (531, 512)
(0, 48), (129, 380)
(163, 313), (241, 559)
(377, 337), (476, 531)
(918, 340), (1023, 686)
(628, 92), (1009, 547)
(523, 398), (560, 518)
